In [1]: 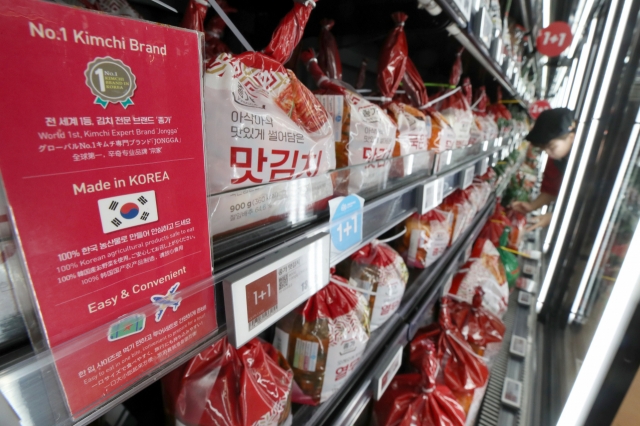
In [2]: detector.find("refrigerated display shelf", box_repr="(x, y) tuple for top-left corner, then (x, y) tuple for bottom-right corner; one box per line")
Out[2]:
(295, 192), (497, 426)
(476, 229), (541, 426)
(425, 0), (530, 107)
(0, 138), (523, 426)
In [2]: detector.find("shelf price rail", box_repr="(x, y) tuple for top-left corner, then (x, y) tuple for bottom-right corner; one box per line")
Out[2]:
(0, 136), (524, 426)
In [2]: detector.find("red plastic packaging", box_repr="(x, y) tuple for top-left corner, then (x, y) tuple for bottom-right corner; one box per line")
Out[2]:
(377, 12), (409, 100)
(375, 340), (466, 426)
(410, 299), (489, 418)
(355, 58), (368, 89)
(440, 190), (474, 245)
(446, 238), (509, 317)
(181, 0), (208, 32)
(400, 209), (453, 268)
(377, 12), (431, 175)
(437, 48), (473, 148)
(273, 275), (370, 405)
(447, 288), (506, 360)
(162, 337), (293, 426)
(318, 19), (342, 80)
(350, 240), (409, 330)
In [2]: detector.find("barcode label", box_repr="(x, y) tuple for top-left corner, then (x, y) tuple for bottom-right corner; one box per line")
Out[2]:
(293, 338), (319, 371)
(278, 266), (289, 290)
(248, 305), (278, 331)
(462, 166), (475, 189)
(419, 179), (444, 214)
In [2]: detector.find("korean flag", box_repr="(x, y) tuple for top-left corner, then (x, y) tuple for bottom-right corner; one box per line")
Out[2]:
(97, 190), (158, 234)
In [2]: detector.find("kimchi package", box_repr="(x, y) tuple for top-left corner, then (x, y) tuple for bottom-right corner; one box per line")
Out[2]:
(445, 238), (509, 317)
(273, 275), (370, 405)
(410, 299), (489, 423)
(303, 37), (396, 193)
(441, 190), (475, 245)
(377, 13), (432, 175)
(375, 340), (466, 426)
(436, 49), (473, 149)
(447, 288), (506, 362)
(400, 209), (453, 268)
(472, 86), (499, 141)
(199, 2), (337, 235)
(162, 337), (293, 426)
(349, 240), (409, 330)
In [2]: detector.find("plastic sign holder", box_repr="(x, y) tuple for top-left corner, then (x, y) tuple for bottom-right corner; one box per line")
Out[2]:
(462, 166), (475, 189)
(372, 345), (403, 400)
(501, 377), (523, 409)
(223, 233), (330, 348)
(417, 178), (444, 215)
(517, 291), (533, 306)
(329, 195), (364, 258)
(510, 335), (527, 358)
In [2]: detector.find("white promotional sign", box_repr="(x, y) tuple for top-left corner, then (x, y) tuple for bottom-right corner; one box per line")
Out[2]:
(223, 233), (331, 347)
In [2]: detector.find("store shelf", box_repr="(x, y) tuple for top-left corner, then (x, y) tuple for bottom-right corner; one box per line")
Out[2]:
(426, 0), (530, 108)
(476, 228), (542, 426)
(0, 137), (524, 426)
(294, 193), (497, 426)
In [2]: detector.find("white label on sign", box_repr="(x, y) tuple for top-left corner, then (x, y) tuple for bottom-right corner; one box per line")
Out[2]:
(510, 335), (527, 358)
(502, 378), (523, 408)
(482, 140), (489, 151)
(419, 178), (444, 214)
(518, 291), (533, 306)
(462, 166), (475, 189)
(523, 263), (536, 276)
(223, 233), (331, 348)
(374, 345), (403, 400)
(329, 194), (365, 258)
(501, 148), (509, 160)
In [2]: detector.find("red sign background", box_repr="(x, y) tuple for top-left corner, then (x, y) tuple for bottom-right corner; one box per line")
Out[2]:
(537, 21), (573, 57)
(529, 100), (552, 119)
(0, 0), (215, 417)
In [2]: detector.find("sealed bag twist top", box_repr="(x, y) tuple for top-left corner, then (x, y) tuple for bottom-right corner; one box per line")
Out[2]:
(273, 274), (370, 405)
(447, 287), (506, 360)
(162, 337), (293, 426)
(349, 239), (409, 330)
(436, 48), (473, 149)
(203, 0), (336, 194)
(377, 12), (432, 176)
(375, 339), (466, 426)
(410, 299), (489, 418)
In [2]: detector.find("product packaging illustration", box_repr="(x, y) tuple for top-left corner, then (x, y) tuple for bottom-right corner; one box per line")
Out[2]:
(0, 0), (215, 418)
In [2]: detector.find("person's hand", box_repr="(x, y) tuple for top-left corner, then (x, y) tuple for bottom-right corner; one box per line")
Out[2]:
(525, 212), (552, 233)
(510, 200), (534, 213)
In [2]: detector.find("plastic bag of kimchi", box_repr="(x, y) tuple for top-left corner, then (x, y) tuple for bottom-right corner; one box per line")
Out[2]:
(349, 240), (409, 330)
(437, 49), (473, 149)
(441, 190), (474, 245)
(273, 274), (370, 405)
(459, 188), (478, 229)
(301, 49), (395, 194)
(378, 12), (432, 176)
(162, 337), (293, 426)
(445, 238), (509, 317)
(447, 288), (506, 362)
(374, 339), (466, 426)
(472, 86), (499, 141)
(318, 19), (342, 80)
(487, 87), (513, 136)
(400, 209), (453, 268)
(203, 2), (336, 195)
(507, 209), (527, 248)
(463, 78), (484, 145)
(409, 299), (489, 423)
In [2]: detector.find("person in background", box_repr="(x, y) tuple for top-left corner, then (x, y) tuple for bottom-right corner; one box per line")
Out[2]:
(511, 108), (576, 231)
